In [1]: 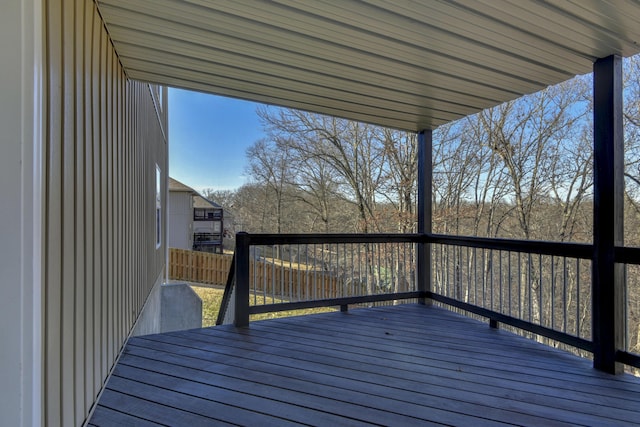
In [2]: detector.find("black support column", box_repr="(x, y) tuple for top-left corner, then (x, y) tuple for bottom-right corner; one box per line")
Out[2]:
(234, 232), (250, 327)
(592, 55), (624, 374)
(417, 130), (433, 303)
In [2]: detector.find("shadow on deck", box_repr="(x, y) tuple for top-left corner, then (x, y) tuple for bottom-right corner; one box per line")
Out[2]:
(88, 305), (640, 426)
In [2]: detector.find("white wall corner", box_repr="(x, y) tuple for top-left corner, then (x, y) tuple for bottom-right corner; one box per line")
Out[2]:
(21, 0), (44, 424)
(0, 0), (44, 426)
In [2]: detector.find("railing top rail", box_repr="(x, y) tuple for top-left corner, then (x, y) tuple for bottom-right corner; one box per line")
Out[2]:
(245, 233), (422, 245)
(238, 232), (594, 260)
(237, 232), (640, 264)
(426, 233), (593, 259)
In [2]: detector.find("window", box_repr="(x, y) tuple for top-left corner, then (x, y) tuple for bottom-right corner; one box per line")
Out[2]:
(194, 208), (222, 221)
(155, 165), (162, 249)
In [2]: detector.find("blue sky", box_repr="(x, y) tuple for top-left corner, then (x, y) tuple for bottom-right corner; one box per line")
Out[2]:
(168, 88), (266, 193)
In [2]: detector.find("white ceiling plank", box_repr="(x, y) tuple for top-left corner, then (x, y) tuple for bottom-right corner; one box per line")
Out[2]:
(97, 0), (640, 131)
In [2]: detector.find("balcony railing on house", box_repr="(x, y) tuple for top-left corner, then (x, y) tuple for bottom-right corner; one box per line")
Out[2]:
(218, 232), (640, 373)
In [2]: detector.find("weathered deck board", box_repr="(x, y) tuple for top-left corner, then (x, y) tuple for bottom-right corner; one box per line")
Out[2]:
(89, 304), (640, 426)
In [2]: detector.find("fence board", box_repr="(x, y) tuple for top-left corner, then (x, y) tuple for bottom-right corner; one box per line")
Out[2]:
(168, 248), (340, 300)
(169, 249), (233, 286)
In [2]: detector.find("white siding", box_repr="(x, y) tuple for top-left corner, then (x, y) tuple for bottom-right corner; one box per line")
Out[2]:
(0, 1), (43, 425)
(41, 1), (168, 425)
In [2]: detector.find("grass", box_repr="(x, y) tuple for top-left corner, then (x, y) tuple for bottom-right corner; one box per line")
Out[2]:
(191, 285), (336, 327)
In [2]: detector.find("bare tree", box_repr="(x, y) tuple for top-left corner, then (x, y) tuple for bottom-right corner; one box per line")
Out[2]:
(246, 138), (294, 234)
(379, 129), (417, 233)
(286, 152), (342, 233)
(258, 107), (387, 233)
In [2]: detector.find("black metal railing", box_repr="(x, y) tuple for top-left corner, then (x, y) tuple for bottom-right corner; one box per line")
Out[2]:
(229, 233), (424, 325)
(428, 234), (593, 352)
(218, 232), (639, 371)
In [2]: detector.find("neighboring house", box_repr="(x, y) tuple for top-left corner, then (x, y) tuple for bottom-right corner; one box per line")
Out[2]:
(192, 195), (224, 254)
(168, 177), (196, 250)
(169, 177), (225, 254)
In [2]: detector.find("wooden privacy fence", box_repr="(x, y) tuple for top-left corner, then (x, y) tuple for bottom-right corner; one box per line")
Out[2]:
(169, 248), (232, 285)
(249, 261), (340, 300)
(169, 248), (340, 297)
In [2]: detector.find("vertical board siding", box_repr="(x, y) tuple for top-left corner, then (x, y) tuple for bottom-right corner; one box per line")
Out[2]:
(43, 1), (168, 425)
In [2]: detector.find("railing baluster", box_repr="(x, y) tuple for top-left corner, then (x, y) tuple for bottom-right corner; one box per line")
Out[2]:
(280, 245), (284, 301)
(508, 251), (512, 317)
(483, 248), (487, 309)
(499, 250), (503, 314)
(332, 244), (336, 300)
(551, 255), (555, 330)
(404, 243), (408, 293)
(518, 252), (522, 319)
(288, 245), (293, 302)
(490, 249), (494, 311)
(473, 247), (477, 305)
(563, 256), (567, 333)
(358, 243), (362, 299)
(576, 259), (580, 338)
(539, 253), (543, 326)
(350, 243), (355, 297)
(390, 243), (395, 296)
(313, 243), (317, 301)
(297, 244), (301, 301)
(321, 244), (325, 300)
(465, 246), (470, 303)
(528, 253), (532, 323)
(377, 242), (381, 298)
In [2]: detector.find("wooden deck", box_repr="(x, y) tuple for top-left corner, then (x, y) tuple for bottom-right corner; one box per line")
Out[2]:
(88, 304), (640, 426)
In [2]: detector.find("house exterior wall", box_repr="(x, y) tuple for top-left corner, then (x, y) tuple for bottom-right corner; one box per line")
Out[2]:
(168, 191), (193, 250)
(40, 1), (168, 425)
(0, 1), (43, 426)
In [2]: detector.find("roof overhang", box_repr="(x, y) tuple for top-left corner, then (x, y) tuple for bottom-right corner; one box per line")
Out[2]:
(96, 0), (640, 131)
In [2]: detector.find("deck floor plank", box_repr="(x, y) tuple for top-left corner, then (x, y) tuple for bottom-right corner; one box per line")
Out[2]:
(181, 324), (638, 424)
(248, 314), (640, 392)
(217, 324), (640, 421)
(172, 323), (639, 408)
(89, 304), (640, 426)
(123, 340), (555, 426)
(86, 406), (162, 427)
(117, 352), (451, 426)
(109, 365), (364, 427)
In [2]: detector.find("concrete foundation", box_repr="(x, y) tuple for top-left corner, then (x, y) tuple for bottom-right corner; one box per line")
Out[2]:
(132, 278), (202, 336)
(160, 283), (203, 333)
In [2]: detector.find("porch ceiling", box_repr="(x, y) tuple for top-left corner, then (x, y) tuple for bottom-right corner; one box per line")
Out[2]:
(96, 0), (640, 131)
